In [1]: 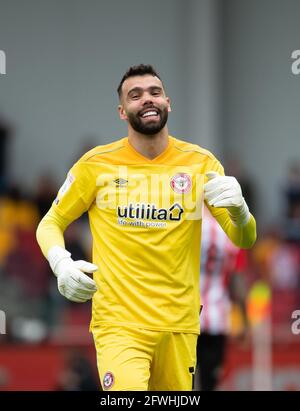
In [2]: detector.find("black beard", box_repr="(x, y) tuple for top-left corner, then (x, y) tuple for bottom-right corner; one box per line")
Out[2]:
(127, 107), (168, 135)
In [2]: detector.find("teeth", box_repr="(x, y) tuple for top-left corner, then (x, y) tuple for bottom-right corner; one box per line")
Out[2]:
(142, 111), (158, 118)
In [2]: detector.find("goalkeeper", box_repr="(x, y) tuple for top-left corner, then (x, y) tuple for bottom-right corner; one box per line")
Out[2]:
(36, 64), (256, 391)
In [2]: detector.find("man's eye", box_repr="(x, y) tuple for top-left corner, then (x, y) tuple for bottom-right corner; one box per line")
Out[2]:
(131, 95), (139, 99)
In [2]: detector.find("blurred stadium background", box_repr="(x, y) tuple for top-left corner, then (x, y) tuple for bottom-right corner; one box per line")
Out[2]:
(0, 0), (300, 390)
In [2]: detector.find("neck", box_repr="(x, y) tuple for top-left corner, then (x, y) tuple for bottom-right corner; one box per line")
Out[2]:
(127, 128), (169, 160)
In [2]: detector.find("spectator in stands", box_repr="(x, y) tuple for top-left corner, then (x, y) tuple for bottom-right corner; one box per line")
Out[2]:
(197, 206), (249, 391)
(56, 349), (99, 391)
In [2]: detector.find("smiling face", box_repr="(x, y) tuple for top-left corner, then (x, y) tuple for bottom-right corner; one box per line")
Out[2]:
(118, 75), (171, 136)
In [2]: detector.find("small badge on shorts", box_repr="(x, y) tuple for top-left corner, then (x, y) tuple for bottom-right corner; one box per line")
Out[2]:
(103, 371), (115, 390)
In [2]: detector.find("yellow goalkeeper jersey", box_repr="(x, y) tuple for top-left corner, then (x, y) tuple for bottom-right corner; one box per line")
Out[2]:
(39, 135), (256, 334)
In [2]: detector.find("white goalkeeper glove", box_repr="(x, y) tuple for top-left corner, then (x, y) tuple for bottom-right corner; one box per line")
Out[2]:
(204, 171), (250, 226)
(48, 246), (98, 302)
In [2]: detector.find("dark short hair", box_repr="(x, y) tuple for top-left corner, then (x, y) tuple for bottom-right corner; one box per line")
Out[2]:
(117, 64), (162, 98)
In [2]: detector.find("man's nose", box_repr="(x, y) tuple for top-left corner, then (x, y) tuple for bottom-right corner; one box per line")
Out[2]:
(142, 93), (154, 105)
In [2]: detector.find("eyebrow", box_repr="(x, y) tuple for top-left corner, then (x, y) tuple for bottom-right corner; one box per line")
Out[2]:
(127, 86), (163, 96)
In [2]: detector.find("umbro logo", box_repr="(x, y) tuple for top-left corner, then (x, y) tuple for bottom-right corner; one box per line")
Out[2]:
(114, 178), (128, 187)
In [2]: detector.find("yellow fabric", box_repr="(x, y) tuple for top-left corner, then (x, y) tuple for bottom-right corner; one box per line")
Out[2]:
(36, 135), (256, 334)
(92, 325), (197, 391)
